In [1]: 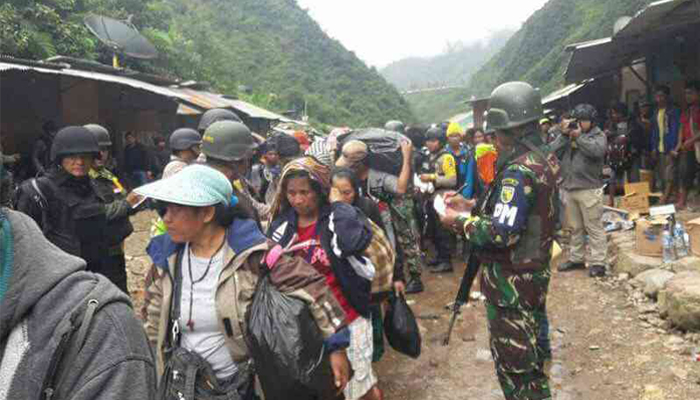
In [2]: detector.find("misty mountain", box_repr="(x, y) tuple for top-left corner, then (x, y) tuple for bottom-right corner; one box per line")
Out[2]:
(380, 30), (514, 91)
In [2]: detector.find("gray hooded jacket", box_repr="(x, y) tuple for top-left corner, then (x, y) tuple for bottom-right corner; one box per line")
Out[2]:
(549, 126), (607, 190)
(0, 210), (156, 400)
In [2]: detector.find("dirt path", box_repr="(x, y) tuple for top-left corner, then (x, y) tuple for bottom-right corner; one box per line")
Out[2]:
(374, 251), (700, 400)
(125, 212), (700, 399)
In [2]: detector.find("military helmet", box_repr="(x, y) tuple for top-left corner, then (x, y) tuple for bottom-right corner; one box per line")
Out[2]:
(169, 128), (202, 151)
(486, 81), (543, 132)
(425, 125), (444, 143)
(51, 126), (100, 162)
(572, 104), (598, 122)
(384, 120), (405, 134)
(83, 124), (112, 148)
(202, 120), (257, 162)
(198, 108), (243, 132)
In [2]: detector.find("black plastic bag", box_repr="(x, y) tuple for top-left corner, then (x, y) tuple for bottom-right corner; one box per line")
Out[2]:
(383, 294), (421, 358)
(337, 128), (409, 175)
(246, 274), (337, 400)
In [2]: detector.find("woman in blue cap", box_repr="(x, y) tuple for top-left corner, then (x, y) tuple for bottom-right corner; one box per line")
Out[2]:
(138, 164), (351, 399)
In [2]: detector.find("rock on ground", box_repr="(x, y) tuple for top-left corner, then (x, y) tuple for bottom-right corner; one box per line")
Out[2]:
(666, 256), (700, 274)
(641, 385), (665, 400)
(616, 252), (662, 277)
(631, 269), (675, 299)
(658, 271), (700, 330)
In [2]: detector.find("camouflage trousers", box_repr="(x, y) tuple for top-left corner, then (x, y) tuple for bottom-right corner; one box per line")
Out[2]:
(486, 303), (552, 400)
(390, 197), (423, 278)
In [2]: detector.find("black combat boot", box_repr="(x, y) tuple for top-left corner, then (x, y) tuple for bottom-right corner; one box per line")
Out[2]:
(557, 261), (585, 272)
(405, 276), (424, 294)
(588, 264), (606, 277)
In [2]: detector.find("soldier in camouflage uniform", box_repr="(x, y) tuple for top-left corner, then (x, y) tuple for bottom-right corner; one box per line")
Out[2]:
(388, 196), (423, 291)
(442, 82), (560, 400)
(85, 124), (143, 293)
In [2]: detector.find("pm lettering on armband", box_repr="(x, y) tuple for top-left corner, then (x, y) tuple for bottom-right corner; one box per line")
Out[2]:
(493, 203), (518, 227)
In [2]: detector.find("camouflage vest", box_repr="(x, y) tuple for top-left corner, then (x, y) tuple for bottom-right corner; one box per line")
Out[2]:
(476, 148), (561, 271)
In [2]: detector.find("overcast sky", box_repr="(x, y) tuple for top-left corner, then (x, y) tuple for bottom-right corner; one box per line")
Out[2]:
(297, 0), (550, 67)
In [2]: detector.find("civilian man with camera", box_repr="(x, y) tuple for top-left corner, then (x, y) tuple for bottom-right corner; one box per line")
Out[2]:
(549, 104), (609, 277)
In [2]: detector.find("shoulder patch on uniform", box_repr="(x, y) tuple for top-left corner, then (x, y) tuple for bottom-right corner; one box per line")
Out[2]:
(500, 186), (515, 204)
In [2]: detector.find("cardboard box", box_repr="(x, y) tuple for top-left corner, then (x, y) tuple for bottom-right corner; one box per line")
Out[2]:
(621, 194), (650, 214)
(636, 219), (665, 257)
(620, 182), (661, 215)
(640, 169), (653, 185)
(687, 218), (700, 257)
(625, 182), (651, 196)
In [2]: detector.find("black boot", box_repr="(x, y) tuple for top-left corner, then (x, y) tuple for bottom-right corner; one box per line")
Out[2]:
(558, 261), (585, 272)
(430, 262), (454, 274)
(425, 258), (440, 268)
(589, 264), (606, 277)
(405, 276), (424, 294)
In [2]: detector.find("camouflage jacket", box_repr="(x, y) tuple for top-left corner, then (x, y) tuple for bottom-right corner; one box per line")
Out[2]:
(89, 167), (134, 247)
(461, 134), (560, 308)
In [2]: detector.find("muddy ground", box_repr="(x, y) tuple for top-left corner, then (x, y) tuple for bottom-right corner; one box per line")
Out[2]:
(125, 211), (700, 400)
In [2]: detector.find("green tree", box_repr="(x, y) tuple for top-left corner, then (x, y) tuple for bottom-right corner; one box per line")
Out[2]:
(0, 0), (414, 127)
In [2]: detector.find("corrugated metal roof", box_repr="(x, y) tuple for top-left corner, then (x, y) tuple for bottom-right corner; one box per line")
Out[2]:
(177, 103), (201, 116)
(0, 59), (297, 123)
(0, 61), (184, 100)
(564, 38), (644, 84)
(170, 88), (231, 110)
(227, 99), (293, 122)
(615, 0), (698, 39)
(464, 97), (490, 106)
(564, 0), (700, 84)
(565, 37), (613, 52)
(170, 87), (295, 122)
(542, 82), (588, 106)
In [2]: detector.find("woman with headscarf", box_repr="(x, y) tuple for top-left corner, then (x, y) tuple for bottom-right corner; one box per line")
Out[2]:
(139, 164), (351, 399)
(268, 157), (382, 400)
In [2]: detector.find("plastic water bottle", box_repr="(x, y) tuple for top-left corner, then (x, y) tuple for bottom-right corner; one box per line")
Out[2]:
(674, 223), (689, 258)
(662, 229), (676, 263)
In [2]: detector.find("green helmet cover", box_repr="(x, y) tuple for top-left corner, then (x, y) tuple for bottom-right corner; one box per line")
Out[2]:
(202, 120), (257, 162)
(486, 81), (543, 132)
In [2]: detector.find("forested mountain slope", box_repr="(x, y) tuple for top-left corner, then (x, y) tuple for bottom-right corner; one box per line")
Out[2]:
(0, 0), (413, 127)
(465, 0), (654, 97)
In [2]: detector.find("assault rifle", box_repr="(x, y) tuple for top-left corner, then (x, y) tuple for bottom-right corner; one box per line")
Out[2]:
(443, 251), (480, 346)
